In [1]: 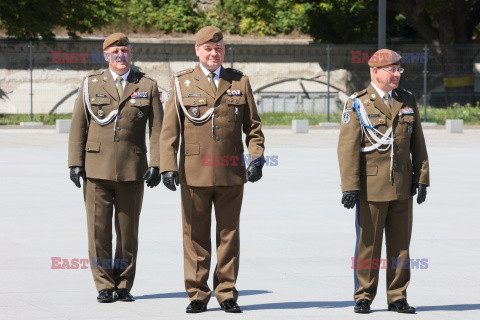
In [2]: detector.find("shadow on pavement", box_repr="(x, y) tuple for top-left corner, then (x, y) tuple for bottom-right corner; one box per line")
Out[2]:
(135, 289), (272, 300)
(417, 304), (480, 311)
(241, 300), (354, 311)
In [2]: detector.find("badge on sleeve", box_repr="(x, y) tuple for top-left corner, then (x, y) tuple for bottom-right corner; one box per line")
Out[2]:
(185, 80), (191, 87)
(342, 112), (351, 124)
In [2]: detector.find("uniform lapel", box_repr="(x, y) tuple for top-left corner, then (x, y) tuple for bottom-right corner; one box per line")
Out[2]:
(368, 83), (391, 120)
(391, 89), (404, 120)
(216, 66), (232, 102)
(120, 70), (140, 105)
(193, 65), (215, 99)
(102, 70), (119, 101)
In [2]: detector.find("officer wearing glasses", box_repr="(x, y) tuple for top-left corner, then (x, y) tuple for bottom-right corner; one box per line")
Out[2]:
(337, 49), (429, 314)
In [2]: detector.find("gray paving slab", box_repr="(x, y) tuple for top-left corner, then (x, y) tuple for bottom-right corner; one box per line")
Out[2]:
(0, 128), (479, 319)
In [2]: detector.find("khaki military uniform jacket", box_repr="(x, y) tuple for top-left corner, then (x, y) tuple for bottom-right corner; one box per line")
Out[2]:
(68, 69), (163, 181)
(338, 84), (429, 202)
(160, 65), (265, 187)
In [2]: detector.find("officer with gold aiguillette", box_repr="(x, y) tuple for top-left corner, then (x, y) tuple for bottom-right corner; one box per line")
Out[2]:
(337, 49), (429, 314)
(160, 26), (265, 313)
(68, 33), (163, 303)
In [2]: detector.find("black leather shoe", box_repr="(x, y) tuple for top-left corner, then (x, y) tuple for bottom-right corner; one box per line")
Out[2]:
(388, 298), (416, 313)
(186, 300), (207, 313)
(220, 298), (242, 313)
(97, 289), (117, 303)
(354, 299), (371, 313)
(117, 288), (134, 302)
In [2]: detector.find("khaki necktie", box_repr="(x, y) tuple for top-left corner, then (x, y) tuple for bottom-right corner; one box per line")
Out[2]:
(116, 76), (123, 99)
(383, 93), (391, 108)
(208, 73), (217, 94)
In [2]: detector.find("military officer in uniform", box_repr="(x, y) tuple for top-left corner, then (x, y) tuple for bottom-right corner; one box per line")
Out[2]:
(337, 49), (429, 314)
(160, 26), (265, 313)
(68, 33), (163, 303)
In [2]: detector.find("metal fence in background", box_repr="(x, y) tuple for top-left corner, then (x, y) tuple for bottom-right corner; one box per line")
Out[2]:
(1, 39), (480, 122)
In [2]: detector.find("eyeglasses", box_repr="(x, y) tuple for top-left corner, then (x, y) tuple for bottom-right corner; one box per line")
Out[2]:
(379, 67), (404, 74)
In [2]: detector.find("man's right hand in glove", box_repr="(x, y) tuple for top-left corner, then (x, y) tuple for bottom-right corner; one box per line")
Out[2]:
(162, 171), (179, 191)
(70, 166), (86, 188)
(341, 190), (358, 209)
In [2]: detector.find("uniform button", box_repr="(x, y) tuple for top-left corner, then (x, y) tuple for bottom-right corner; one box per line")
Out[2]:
(186, 151), (189, 154)
(118, 115), (122, 119)
(215, 113), (219, 118)
(87, 147), (90, 151)
(393, 134), (397, 138)
(117, 127), (121, 131)
(216, 137), (220, 141)
(115, 138), (120, 142)
(215, 125), (220, 129)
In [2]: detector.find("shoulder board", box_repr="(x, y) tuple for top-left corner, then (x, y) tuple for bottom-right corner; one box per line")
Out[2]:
(86, 70), (104, 78)
(141, 73), (156, 82)
(399, 88), (413, 95)
(174, 68), (194, 77)
(225, 68), (245, 76)
(348, 89), (367, 100)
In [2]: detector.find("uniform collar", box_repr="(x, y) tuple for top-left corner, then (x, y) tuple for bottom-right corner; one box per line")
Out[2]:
(370, 82), (392, 100)
(199, 64), (221, 79)
(110, 68), (131, 82)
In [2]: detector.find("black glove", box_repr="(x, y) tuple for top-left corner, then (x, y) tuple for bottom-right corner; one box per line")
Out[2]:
(246, 156), (264, 183)
(162, 171), (179, 191)
(143, 167), (161, 188)
(70, 166), (86, 188)
(411, 183), (427, 204)
(341, 190), (358, 209)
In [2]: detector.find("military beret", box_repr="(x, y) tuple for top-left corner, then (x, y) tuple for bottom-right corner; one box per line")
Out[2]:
(195, 26), (223, 45)
(103, 33), (130, 50)
(368, 49), (402, 68)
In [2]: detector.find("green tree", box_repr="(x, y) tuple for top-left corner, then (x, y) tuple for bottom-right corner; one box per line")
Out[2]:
(301, 0), (480, 104)
(0, 0), (122, 40)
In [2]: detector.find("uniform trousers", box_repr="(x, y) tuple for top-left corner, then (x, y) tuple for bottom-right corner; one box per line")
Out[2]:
(84, 178), (144, 292)
(180, 184), (244, 304)
(354, 197), (413, 303)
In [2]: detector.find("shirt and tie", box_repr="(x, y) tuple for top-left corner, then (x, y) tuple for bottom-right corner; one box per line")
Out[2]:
(371, 82), (392, 109)
(110, 68), (131, 99)
(199, 64), (220, 94)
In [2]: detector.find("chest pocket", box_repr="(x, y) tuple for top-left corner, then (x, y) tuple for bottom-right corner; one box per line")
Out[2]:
(90, 97), (111, 117)
(127, 98), (150, 120)
(368, 114), (386, 127)
(183, 97), (207, 122)
(226, 96), (246, 122)
(400, 115), (415, 124)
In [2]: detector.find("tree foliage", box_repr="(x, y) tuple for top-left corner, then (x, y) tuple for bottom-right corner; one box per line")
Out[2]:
(0, 0), (122, 40)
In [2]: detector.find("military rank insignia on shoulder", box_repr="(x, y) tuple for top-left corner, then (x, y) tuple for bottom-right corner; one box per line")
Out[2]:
(400, 87), (413, 95)
(226, 68), (245, 76)
(174, 68), (194, 77)
(348, 89), (367, 101)
(142, 74), (156, 82)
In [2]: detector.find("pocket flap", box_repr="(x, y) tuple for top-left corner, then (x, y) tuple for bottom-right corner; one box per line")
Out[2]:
(90, 97), (111, 105)
(371, 117), (386, 126)
(129, 98), (150, 108)
(402, 115), (415, 123)
(85, 141), (100, 152)
(366, 165), (378, 176)
(183, 97), (207, 107)
(227, 97), (246, 105)
(185, 143), (200, 155)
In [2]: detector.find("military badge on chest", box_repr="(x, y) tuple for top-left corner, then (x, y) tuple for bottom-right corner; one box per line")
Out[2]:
(190, 106), (200, 118)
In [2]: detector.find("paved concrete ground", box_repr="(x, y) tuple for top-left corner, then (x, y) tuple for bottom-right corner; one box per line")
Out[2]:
(1, 127), (479, 319)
